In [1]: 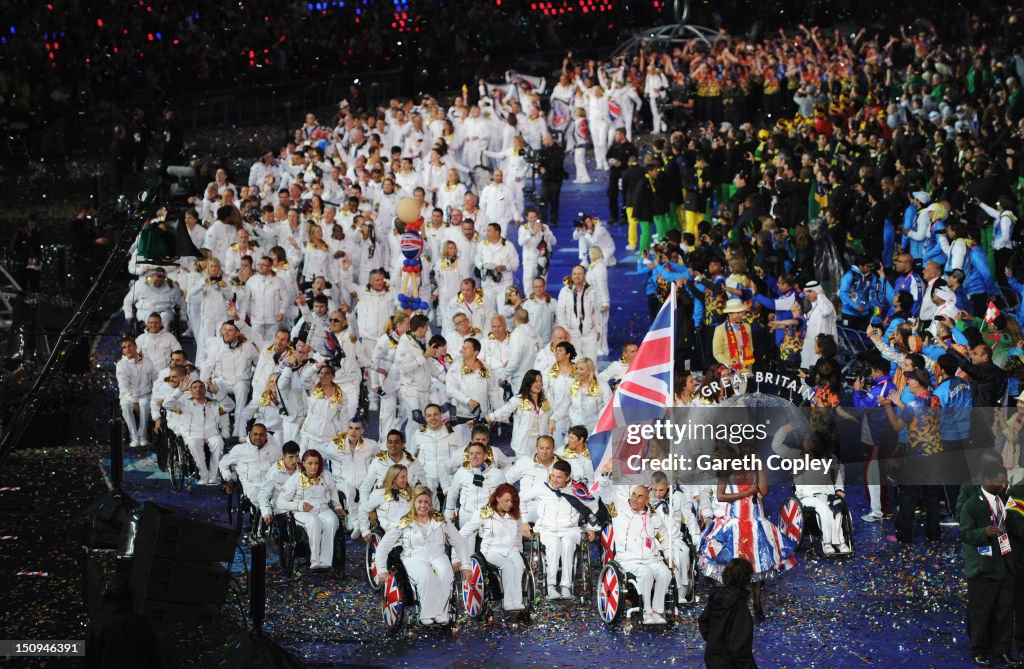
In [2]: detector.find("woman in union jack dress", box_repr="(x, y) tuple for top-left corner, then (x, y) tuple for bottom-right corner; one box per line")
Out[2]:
(698, 442), (796, 618)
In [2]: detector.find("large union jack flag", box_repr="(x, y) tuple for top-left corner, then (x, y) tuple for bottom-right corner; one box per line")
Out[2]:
(590, 287), (675, 476)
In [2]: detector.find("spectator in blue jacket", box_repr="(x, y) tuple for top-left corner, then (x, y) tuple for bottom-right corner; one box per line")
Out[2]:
(839, 255), (875, 330)
(965, 242), (999, 316)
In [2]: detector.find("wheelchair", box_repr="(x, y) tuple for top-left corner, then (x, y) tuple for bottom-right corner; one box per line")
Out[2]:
(779, 493), (854, 558)
(381, 546), (460, 635)
(166, 433), (200, 493)
(364, 526), (385, 589)
(526, 528), (594, 604)
(600, 522), (697, 605)
(461, 543), (537, 623)
(225, 481), (263, 544)
(596, 558), (681, 627)
(274, 494), (349, 578)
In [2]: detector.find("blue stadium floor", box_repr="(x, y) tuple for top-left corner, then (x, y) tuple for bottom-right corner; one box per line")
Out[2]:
(110, 168), (970, 668)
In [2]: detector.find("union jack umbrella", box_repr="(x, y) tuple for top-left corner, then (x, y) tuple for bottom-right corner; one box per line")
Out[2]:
(462, 558), (485, 617)
(382, 574), (404, 626)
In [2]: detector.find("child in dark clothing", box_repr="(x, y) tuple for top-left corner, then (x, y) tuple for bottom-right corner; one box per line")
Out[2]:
(698, 558), (757, 669)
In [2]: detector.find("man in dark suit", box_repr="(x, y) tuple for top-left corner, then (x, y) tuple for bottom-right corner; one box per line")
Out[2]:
(960, 460), (1018, 666)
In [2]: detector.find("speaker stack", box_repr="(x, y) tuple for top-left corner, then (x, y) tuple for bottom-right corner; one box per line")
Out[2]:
(129, 501), (238, 625)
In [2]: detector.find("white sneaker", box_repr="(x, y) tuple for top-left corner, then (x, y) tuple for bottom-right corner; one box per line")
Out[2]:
(139, 439), (151, 447)
(837, 542), (851, 553)
(129, 440), (141, 449)
(433, 615), (449, 625)
(651, 611), (667, 624)
(642, 611), (662, 624)
(626, 245), (636, 251)
(546, 586), (559, 600)
(822, 543), (835, 555)
(861, 511), (883, 523)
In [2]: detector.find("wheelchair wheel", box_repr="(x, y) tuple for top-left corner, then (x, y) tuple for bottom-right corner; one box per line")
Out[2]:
(522, 567), (536, 614)
(597, 563), (625, 624)
(156, 429), (168, 472)
(332, 527), (347, 578)
(574, 537), (594, 604)
(526, 535), (545, 594)
(278, 517), (299, 577)
(226, 487), (243, 533)
(365, 531), (384, 589)
(839, 501), (855, 556)
(778, 495), (805, 550)
(168, 440), (185, 492)
(462, 557), (487, 619)
(382, 572), (406, 633)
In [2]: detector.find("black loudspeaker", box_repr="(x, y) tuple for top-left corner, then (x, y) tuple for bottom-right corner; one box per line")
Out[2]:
(130, 502), (238, 624)
(132, 502), (237, 563)
(134, 558), (230, 605)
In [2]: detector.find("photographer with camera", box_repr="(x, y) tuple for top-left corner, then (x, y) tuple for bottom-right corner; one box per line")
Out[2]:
(537, 133), (568, 227)
(476, 223), (519, 313)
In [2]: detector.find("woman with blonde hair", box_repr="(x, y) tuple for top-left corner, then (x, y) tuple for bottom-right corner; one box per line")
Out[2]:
(302, 224), (331, 287)
(553, 358), (611, 438)
(375, 484), (470, 626)
(358, 464), (412, 541)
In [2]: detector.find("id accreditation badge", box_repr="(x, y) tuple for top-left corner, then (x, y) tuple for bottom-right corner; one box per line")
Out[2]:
(999, 532), (1012, 556)
(645, 537), (652, 549)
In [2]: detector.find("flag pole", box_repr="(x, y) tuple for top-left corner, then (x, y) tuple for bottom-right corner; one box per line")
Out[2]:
(666, 283), (677, 596)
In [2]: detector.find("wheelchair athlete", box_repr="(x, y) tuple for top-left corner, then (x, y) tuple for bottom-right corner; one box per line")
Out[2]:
(773, 425), (851, 556)
(376, 484), (471, 626)
(276, 449), (346, 572)
(602, 484), (677, 625)
(521, 459), (599, 600)
(219, 423), (281, 502)
(459, 483), (532, 613)
(445, 441), (507, 527)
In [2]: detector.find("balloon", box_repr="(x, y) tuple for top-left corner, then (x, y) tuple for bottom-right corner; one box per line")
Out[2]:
(396, 197), (420, 225)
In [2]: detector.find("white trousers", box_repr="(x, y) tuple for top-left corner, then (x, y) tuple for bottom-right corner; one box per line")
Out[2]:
(572, 333), (599, 363)
(186, 435), (225, 483)
(283, 418), (302, 445)
(294, 508), (339, 568)
(591, 121), (609, 170)
(801, 494), (847, 546)
(541, 529), (577, 591)
(866, 448), (882, 515)
(120, 397), (151, 445)
(379, 390), (399, 439)
(573, 148), (590, 183)
(222, 382), (252, 439)
(620, 557), (671, 614)
(484, 550), (526, 610)
(403, 555), (454, 622)
(399, 388), (429, 445)
(648, 98), (664, 133)
(250, 323), (279, 350)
